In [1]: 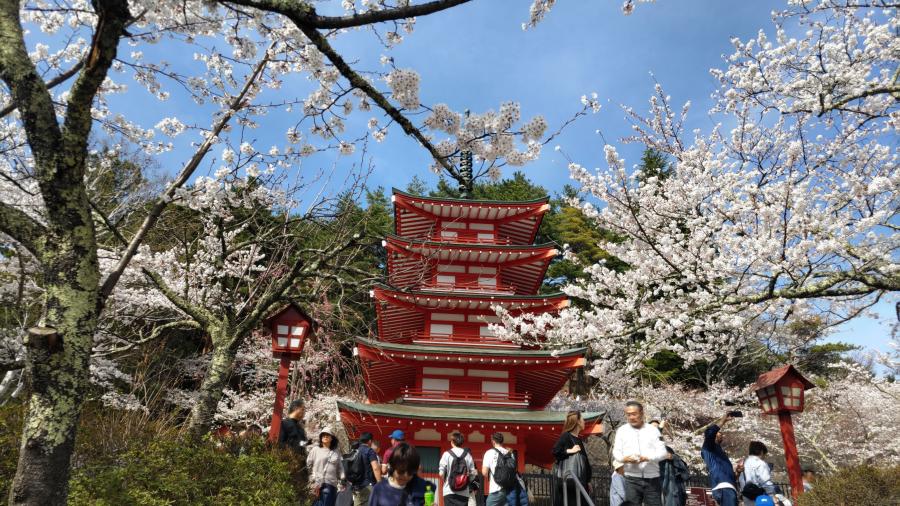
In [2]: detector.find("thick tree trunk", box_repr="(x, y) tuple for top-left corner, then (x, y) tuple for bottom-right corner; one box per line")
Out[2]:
(0, 0), (128, 502)
(185, 329), (239, 438)
(10, 223), (100, 505)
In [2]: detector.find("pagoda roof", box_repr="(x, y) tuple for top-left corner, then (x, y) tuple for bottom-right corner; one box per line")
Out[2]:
(356, 337), (586, 359)
(384, 235), (557, 295)
(338, 400), (603, 424)
(355, 338), (585, 408)
(372, 284), (567, 311)
(392, 189), (549, 245)
(372, 285), (568, 340)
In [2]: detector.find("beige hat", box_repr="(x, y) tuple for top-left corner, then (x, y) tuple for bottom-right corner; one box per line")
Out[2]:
(613, 460), (625, 470)
(319, 426), (335, 437)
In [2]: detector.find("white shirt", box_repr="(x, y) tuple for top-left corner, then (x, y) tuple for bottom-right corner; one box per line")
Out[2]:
(611, 423), (668, 479)
(739, 455), (776, 506)
(482, 446), (511, 494)
(439, 447), (475, 497)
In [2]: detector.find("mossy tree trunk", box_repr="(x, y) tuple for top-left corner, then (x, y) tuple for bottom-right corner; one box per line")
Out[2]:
(0, 0), (129, 503)
(185, 327), (240, 439)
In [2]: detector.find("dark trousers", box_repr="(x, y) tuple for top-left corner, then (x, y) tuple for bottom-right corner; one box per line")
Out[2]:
(712, 488), (738, 506)
(623, 476), (662, 506)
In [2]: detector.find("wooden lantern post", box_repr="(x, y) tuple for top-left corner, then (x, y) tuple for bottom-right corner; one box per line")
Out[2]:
(753, 364), (814, 500)
(264, 303), (315, 444)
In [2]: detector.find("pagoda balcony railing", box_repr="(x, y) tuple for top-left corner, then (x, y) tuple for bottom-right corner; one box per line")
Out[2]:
(430, 233), (513, 245)
(422, 280), (516, 294)
(401, 388), (530, 408)
(407, 331), (520, 349)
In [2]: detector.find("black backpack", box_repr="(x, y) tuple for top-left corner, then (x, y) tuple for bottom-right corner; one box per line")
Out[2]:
(342, 446), (367, 486)
(492, 449), (518, 490)
(447, 448), (471, 492)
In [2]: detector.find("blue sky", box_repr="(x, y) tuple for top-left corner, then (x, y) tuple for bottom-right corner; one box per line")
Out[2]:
(92, 1), (895, 359)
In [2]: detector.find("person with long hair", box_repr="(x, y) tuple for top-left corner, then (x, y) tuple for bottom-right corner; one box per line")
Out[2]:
(307, 426), (344, 506)
(552, 410), (592, 506)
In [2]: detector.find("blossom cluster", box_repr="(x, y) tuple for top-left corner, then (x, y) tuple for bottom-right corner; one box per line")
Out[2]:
(500, 1), (899, 383)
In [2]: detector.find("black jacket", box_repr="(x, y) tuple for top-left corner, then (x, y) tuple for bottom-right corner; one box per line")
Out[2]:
(278, 417), (308, 452)
(552, 432), (592, 483)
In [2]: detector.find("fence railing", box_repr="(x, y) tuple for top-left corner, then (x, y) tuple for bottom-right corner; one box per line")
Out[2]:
(415, 466), (794, 506)
(520, 470), (794, 506)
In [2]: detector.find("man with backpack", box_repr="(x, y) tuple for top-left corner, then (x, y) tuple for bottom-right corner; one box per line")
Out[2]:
(482, 432), (528, 506)
(342, 432), (382, 506)
(439, 431), (477, 506)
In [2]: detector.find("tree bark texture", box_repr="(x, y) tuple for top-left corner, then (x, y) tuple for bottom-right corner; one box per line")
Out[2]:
(185, 328), (240, 439)
(0, 0), (130, 502)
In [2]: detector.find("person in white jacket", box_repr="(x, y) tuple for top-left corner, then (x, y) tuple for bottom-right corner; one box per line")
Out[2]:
(612, 401), (668, 506)
(737, 441), (776, 506)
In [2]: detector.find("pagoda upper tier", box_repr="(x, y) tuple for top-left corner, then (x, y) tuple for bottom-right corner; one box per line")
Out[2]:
(370, 285), (568, 345)
(391, 189), (550, 246)
(384, 234), (557, 295)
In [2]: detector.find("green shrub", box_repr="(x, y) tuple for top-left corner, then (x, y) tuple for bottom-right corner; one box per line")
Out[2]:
(0, 402), (25, 499)
(797, 465), (900, 506)
(68, 438), (298, 506)
(1, 402), (305, 505)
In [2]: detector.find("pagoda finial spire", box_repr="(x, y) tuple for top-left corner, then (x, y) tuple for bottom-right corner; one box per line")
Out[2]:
(459, 110), (474, 199)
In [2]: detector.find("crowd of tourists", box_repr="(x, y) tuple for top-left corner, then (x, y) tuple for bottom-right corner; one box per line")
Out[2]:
(276, 399), (806, 506)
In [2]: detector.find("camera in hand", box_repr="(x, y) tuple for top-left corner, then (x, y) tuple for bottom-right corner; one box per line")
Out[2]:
(727, 410), (744, 418)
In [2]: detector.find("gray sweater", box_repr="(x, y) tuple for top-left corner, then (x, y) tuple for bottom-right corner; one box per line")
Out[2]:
(307, 446), (343, 487)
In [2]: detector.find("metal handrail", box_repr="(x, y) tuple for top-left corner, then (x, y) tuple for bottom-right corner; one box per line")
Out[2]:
(562, 469), (595, 506)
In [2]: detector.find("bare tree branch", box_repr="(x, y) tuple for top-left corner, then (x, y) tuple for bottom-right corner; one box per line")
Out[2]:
(293, 23), (462, 184)
(0, 0), (64, 172)
(0, 60), (84, 119)
(223, 0), (472, 29)
(142, 268), (216, 328)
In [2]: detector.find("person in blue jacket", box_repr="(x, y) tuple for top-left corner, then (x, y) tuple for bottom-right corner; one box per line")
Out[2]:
(701, 413), (739, 506)
(369, 443), (435, 506)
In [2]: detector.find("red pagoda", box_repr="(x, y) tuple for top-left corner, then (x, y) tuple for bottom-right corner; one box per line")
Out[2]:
(338, 189), (602, 479)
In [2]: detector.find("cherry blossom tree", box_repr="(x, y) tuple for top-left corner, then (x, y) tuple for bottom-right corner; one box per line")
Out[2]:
(116, 172), (379, 436)
(501, 0), (899, 386)
(0, 0), (615, 501)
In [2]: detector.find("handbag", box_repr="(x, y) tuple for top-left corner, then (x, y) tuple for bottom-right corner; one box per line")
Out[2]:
(741, 470), (766, 499)
(564, 452), (589, 484)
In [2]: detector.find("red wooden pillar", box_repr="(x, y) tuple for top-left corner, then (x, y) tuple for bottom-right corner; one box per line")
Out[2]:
(267, 356), (293, 444)
(778, 410), (803, 500)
